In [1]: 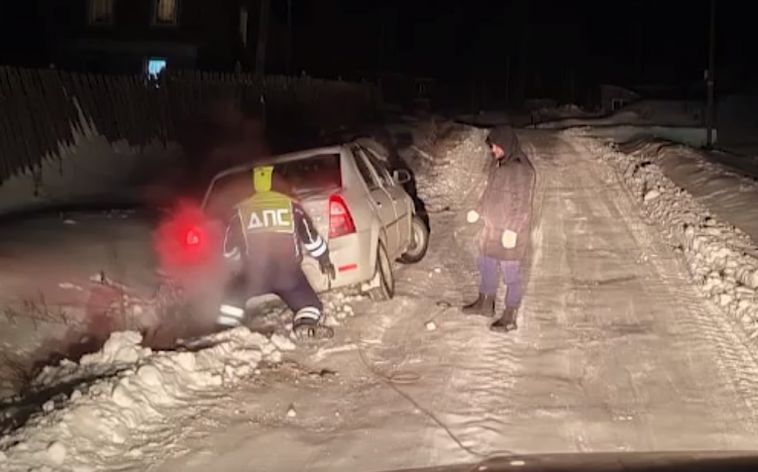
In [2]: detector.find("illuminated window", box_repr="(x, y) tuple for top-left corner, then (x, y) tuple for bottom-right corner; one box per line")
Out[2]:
(88, 0), (114, 25)
(153, 0), (179, 26)
(146, 58), (167, 79)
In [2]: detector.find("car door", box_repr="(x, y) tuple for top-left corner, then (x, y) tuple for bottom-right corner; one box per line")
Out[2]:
(362, 146), (412, 254)
(351, 147), (400, 253)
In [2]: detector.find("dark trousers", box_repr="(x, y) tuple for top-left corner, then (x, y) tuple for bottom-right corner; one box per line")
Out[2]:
(224, 261), (322, 314)
(478, 256), (523, 309)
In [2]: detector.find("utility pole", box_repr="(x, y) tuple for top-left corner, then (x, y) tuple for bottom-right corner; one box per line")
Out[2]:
(706, 0), (716, 147)
(254, 0), (271, 79)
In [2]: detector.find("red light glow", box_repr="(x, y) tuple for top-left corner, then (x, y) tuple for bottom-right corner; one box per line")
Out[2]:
(155, 202), (221, 275)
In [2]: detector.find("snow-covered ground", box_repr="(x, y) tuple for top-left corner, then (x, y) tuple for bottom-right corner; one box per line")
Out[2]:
(4, 125), (758, 471)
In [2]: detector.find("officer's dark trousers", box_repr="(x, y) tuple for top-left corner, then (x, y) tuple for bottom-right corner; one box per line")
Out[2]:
(224, 259), (322, 314)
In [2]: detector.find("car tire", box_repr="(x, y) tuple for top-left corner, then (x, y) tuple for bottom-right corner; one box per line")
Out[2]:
(399, 215), (429, 264)
(369, 241), (395, 302)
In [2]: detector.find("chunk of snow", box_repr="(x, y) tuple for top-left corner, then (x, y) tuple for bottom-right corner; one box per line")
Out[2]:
(287, 405), (297, 418)
(265, 350), (283, 363)
(58, 282), (82, 291)
(425, 321), (437, 331)
(42, 400), (54, 413)
(80, 331), (149, 366)
(46, 442), (66, 465)
(644, 189), (661, 202)
(63, 219), (77, 225)
(270, 334), (296, 351)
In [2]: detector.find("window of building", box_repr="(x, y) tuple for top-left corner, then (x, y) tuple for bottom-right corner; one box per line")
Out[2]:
(88, 0), (114, 25)
(146, 57), (167, 79)
(153, 0), (179, 26)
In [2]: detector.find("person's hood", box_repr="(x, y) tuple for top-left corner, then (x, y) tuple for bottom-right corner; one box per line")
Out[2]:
(487, 126), (521, 162)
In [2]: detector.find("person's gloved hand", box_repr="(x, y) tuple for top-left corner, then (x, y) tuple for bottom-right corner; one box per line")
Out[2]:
(319, 256), (336, 280)
(466, 210), (480, 224)
(501, 229), (518, 249)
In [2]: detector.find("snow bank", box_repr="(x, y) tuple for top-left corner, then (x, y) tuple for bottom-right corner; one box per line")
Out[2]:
(581, 133), (758, 340)
(407, 125), (489, 213)
(620, 140), (758, 244)
(583, 125), (714, 148)
(0, 327), (286, 471)
(538, 99), (703, 130)
(0, 134), (182, 217)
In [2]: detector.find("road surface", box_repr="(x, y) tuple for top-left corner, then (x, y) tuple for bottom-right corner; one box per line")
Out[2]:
(151, 130), (758, 471)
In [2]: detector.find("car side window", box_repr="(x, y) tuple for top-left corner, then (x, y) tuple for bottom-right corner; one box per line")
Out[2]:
(362, 147), (394, 187)
(352, 148), (380, 190)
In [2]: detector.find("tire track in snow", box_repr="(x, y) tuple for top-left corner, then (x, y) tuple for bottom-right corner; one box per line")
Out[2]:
(567, 134), (758, 445)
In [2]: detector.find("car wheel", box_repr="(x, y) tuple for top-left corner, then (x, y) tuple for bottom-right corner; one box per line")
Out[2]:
(399, 215), (429, 264)
(369, 241), (395, 301)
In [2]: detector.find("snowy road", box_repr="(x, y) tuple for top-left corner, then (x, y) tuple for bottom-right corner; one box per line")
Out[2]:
(150, 130), (758, 471)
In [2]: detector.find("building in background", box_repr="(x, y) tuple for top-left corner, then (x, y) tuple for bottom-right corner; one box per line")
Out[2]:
(24, 0), (292, 75)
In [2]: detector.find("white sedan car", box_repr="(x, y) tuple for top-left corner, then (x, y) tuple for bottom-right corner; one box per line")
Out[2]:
(201, 138), (429, 301)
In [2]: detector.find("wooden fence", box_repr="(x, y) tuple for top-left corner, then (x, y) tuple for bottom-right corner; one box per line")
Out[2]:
(0, 67), (381, 184)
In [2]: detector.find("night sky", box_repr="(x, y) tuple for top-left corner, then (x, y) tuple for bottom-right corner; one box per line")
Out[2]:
(1, 1), (757, 96)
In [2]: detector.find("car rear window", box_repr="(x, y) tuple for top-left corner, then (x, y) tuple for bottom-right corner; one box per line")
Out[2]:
(274, 154), (342, 197)
(203, 153), (341, 222)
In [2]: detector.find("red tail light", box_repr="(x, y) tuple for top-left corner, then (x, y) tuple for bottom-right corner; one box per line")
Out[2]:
(155, 202), (220, 273)
(184, 226), (203, 248)
(329, 194), (356, 238)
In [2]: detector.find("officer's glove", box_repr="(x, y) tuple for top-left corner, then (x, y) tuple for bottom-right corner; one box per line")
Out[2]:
(318, 256), (336, 280)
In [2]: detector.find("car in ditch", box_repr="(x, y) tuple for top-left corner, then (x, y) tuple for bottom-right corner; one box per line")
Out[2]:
(200, 138), (430, 301)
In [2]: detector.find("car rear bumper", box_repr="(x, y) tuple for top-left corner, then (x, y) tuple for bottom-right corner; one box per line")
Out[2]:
(303, 230), (374, 292)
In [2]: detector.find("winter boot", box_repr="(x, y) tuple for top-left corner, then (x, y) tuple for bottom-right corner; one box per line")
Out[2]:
(490, 307), (518, 332)
(293, 319), (334, 342)
(462, 294), (495, 317)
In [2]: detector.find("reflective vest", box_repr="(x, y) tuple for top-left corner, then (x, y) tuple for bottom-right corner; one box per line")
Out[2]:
(236, 190), (296, 236)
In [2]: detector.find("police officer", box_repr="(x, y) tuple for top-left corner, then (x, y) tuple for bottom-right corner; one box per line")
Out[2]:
(218, 165), (335, 340)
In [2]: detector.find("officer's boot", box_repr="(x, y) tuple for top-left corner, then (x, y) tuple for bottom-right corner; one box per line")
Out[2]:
(462, 294), (495, 317)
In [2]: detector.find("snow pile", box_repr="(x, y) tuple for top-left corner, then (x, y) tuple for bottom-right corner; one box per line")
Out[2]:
(0, 327), (286, 471)
(322, 291), (361, 326)
(620, 139), (758, 244)
(532, 104), (600, 123)
(409, 126), (488, 212)
(539, 100), (703, 129)
(581, 133), (758, 338)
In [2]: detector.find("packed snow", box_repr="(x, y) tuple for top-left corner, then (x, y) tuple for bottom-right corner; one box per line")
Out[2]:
(581, 131), (758, 340)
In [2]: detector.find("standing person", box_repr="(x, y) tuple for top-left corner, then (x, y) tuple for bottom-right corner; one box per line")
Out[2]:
(462, 126), (536, 332)
(219, 165), (336, 340)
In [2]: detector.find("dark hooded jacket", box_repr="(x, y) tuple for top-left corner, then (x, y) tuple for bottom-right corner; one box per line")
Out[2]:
(477, 126), (536, 260)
